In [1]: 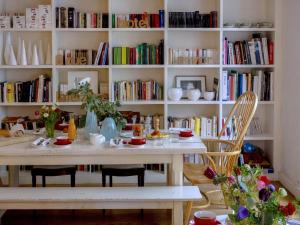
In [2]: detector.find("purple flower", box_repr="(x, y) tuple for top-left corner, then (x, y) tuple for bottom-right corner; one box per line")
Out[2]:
(267, 184), (276, 192)
(228, 175), (236, 184)
(237, 206), (250, 220)
(204, 167), (216, 179)
(256, 180), (266, 191)
(259, 188), (271, 202)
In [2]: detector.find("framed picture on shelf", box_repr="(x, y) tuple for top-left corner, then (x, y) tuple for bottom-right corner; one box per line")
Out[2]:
(67, 71), (99, 93)
(175, 75), (206, 99)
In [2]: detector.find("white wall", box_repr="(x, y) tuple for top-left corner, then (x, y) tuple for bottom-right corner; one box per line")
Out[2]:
(279, 0), (300, 198)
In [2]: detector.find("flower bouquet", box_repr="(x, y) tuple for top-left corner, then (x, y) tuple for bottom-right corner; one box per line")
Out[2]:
(40, 105), (60, 138)
(206, 165), (298, 225)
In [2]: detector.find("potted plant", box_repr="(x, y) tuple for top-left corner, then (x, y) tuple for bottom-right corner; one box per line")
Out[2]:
(206, 165), (298, 225)
(40, 104), (60, 138)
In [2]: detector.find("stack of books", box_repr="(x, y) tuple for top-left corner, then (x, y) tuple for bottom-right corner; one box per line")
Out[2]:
(113, 80), (163, 101)
(168, 116), (218, 138)
(222, 70), (273, 101)
(112, 10), (164, 28)
(223, 33), (274, 65)
(169, 11), (218, 28)
(169, 48), (218, 64)
(113, 40), (164, 65)
(0, 75), (52, 103)
(55, 7), (108, 28)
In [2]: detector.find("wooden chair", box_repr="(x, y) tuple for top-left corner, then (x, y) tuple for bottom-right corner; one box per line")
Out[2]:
(183, 92), (258, 225)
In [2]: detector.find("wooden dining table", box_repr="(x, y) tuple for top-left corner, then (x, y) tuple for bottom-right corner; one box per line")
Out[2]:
(0, 135), (207, 225)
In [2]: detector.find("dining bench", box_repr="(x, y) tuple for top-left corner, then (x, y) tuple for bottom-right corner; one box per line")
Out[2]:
(0, 186), (201, 225)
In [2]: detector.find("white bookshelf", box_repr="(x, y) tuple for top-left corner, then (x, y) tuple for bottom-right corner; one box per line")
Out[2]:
(0, 0), (280, 178)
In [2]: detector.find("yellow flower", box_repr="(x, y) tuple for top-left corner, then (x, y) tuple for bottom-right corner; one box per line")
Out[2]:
(43, 113), (49, 118)
(51, 106), (56, 111)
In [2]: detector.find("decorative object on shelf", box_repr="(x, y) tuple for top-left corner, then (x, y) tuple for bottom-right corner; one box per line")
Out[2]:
(100, 117), (118, 141)
(203, 91), (215, 101)
(31, 44), (39, 65)
(67, 116), (77, 141)
(38, 40), (45, 65)
(187, 89), (201, 101)
(247, 117), (263, 136)
(4, 32), (12, 65)
(210, 165), (298, 225)
(40, 105), (60, 138)
(20, 40), (27, 65)
(168, 87), (183, 101)
(213, 78), (219, 101)
(17, 36), (22, 64)
(45, 42), (51, 65)
(67, 71), (98, 94)
(176, 75), (206, 99)
(0, 14), (11, 28)
(27, 40), (32, 64)
(13, 15), (25, 28)
(0, 32), (3, 65)
(8, 45), (17, 66)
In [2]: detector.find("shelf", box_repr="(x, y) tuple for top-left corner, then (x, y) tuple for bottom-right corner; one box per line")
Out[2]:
(222, 65), (275, 69)
(56, 102), (82, 106)
(111, 65), (164, 69)
(244, 135), (274, 141)
(0, 28), (52, 32)
(168, 64), (220, 68)
(167, 100), (220, 105)
(112, 28), (164, 32)
(0, 65), (53, 69)
(223, 28), (275, 32)
(168, 28), (220, 32)
(119, 101), (165, 105)
(55, 28), (109, 32)
(0, 102), (53, 106)
(55, 65), (109, 69)
(223, 101), (274, 105)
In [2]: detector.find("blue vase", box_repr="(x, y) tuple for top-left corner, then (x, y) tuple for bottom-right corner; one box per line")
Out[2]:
(100, 117), (117, 141)
(84, 111), (99, 138)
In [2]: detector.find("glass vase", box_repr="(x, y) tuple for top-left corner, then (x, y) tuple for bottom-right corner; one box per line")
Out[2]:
(84, 111), (99, 139)
(45, 121), (55, 138)
(100, 117), (117, 141)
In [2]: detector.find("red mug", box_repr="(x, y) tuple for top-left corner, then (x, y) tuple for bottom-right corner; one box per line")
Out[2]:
(56, 136), (70, 144)
(193, 211), (221, 225)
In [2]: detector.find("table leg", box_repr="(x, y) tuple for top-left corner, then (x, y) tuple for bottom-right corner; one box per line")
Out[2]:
(167, 164), (172, 186)
(172, 155), (184, 225)
(8, 166), (19, 187)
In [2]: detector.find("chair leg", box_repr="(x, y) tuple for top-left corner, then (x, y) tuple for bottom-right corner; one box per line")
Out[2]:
(42, 176), (46, 187)
(140, 173), (144, 186)
(184, 201), (193, 225)
(32, 175), (36, 187)
(102, 172), (106, 187)
(109, 176), (113, 187)
(138, 175), (141, 186)
(71, 172), (76, 187)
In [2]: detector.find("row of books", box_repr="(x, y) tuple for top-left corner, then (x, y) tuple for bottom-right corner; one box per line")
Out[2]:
(55, 7), (108, 28)
(56, 42), (109, 65)
(222, 70), (273, 101)
(112, 10), (164, 28)
(0, 75), (52, 103)
(113, 40), (164, 65)
(168, 116), (218, 138)
(223, 33), (274, 65)
(169, 11), (218, 28)
(113, 80), (163, 101)
(0, 5), (52, 29)
(168, 48), (218, 65)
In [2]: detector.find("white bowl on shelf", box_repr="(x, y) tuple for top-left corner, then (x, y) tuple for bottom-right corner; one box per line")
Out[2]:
(203, 91), (215, 101)
(168, 88), (183, 101)
(187, 89), (201, 101)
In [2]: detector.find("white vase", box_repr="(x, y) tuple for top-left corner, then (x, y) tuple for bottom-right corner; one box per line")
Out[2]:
(168, 88), (183, 101)
(38, 40), (44, 65)
(203, 91), (215, 101)
(4, 32), (12, 65)
(31, 44), (39, 66)
(45, 43), (51, 65)
(0, 32), (3, 65)
(20, 40), (27, 66)
(17, 36), (22, 65)
(187, 89), (201, 101)
(27, 40), (32, 65)
(8, 45), (17, 66)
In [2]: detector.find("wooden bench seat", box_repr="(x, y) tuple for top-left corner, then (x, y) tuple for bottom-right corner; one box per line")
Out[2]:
(0, 186), (201, 210)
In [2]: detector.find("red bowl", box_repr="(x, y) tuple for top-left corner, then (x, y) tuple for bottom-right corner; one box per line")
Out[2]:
(180, 130), (193, 136)
(56, 136), (70, 144)
(130, 137), (146, 145)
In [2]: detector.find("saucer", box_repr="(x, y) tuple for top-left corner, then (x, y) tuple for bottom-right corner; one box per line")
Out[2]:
(54, 140), (72, 146)
(179, 134), (194, 138)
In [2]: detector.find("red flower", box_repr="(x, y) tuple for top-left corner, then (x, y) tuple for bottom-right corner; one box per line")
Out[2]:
(279, 202), (296, 216)
(204, 167), (216, 179)
(235, 168), (241, 176)
(258, 175), (271, 185)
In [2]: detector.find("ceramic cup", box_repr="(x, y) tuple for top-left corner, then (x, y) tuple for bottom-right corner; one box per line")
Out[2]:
(56, 136), (70, 145)
(89, 133), (105, 145)
(168, 88), (183, 101)
(203, 91), (215, 101)
(193, 211), (220, 225)
(187, 89), (201, 101)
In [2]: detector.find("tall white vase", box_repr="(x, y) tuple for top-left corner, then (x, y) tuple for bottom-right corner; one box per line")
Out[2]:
(4, 32), (12, 65)
(45, 43), (51, 65)
(38, 40), (44, 65)
(0, 32), (3, 65)
(17, 36), (22, 65)
(27, 40), (32, 65)
(31, 44), (39, 66)
(20, 40), (27, 66)
(8, 45), (17, 66)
